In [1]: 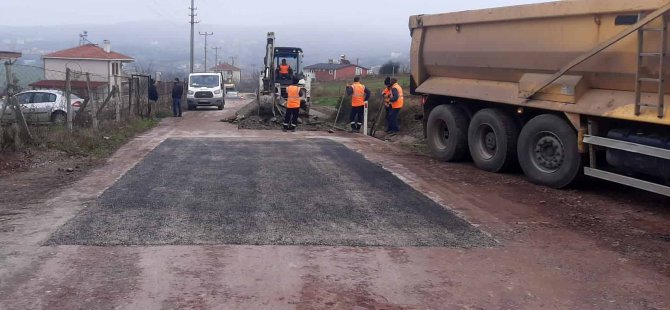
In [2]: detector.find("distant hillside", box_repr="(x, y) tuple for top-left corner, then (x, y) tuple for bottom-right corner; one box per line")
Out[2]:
(0, 22), (410, 77)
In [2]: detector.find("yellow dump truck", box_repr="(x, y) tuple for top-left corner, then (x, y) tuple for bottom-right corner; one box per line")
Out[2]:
(410, 0), (670, 196)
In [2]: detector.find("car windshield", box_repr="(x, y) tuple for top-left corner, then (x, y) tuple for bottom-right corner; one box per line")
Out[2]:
(190, 75), (220, 88)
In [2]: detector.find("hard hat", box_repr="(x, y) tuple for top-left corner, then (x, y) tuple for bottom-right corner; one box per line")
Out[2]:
(298, 79), (306, 86)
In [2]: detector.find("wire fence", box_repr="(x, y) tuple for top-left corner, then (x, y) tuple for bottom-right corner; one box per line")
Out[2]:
(1, 61), (181, 149)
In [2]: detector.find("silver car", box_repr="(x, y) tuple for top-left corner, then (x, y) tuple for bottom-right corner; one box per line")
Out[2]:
(1, 90), (82, 125)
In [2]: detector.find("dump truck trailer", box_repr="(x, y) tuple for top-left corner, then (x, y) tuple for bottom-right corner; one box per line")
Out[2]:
(410, 0), (670, 196)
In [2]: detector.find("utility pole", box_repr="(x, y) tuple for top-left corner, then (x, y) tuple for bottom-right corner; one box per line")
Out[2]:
(212, 46), (221, 67)
(229, 56), (237, 66)
(199, 31), (214, 72)
(189, 0), (199, 73)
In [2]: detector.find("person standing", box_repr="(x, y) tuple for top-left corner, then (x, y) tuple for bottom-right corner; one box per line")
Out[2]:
(381, 77), (393, 132)
(346, 77), (371, 133)
(387, 78), (404, 134)
(171, 78), (184, 117)
(148, 78), (159, 119)
(283, 78), (303, 132)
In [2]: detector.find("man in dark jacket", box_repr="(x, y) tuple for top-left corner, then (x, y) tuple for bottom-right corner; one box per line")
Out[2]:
(148, 78), (159, 119)
(172, 78), (184, 117)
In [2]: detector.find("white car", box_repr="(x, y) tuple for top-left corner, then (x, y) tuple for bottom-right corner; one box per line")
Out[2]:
(0, 90), (83, 125)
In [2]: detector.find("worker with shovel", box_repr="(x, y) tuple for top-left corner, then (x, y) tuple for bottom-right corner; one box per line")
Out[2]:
(381, 77), (394, 133)
(283, 77), (303, 132)
(386, 78), (404, 134)
(346, 77), (371, 133)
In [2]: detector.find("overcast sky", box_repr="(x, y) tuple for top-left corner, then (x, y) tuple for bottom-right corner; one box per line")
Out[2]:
(0, 0), (554, 27)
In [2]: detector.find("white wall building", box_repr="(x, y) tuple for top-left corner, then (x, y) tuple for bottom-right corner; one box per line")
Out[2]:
(35, 41), (134, 92)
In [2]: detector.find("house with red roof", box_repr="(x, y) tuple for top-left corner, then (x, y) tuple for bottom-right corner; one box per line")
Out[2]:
(211, 62), (241, 84)
(31, 40), (134, 93)
(305, 56), (372, 82)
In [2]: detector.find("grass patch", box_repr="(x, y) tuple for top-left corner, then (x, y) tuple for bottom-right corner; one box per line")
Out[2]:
(44, 118), (158, 158)
(312, 97), (342, 107)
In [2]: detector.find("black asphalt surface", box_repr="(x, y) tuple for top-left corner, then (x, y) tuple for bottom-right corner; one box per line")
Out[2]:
(48, 139), (495, 247)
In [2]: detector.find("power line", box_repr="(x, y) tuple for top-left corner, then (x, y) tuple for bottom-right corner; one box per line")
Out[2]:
(212, 46), (221, 67)
(189, 0), (199, 73)
(199, 32), (214, 71)
(229, 56), (237, 66)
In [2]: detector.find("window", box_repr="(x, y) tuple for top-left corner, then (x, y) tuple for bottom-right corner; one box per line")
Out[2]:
(32, 92), (56, 103)
(16, 93), (32, 105)
(112, 62), (119, 76)
(328, 70), (334, 75)
(355, 67), (362, 75)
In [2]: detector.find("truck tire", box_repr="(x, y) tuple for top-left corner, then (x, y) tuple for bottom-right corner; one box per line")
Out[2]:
(468, 108), (519, 172)
(427, 104), (469, 161)
(517, 114), (581, 189)
(218, 104), (224, 110)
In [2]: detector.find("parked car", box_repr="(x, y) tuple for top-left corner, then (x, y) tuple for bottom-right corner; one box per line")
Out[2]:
(187, 73), (226, 110)
(0, 90), (83, 125)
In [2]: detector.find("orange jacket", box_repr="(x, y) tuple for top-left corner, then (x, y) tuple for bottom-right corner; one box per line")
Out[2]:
(287, 85), (301, 109)
(351, 82), (366, 107)
(279, 64), (290, 74)
(391, 83), (404, 109)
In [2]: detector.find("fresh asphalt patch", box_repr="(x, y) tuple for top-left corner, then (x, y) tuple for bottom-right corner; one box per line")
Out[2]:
(47, 139), (495, 247)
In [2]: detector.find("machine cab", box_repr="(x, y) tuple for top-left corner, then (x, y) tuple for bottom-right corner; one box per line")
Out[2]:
(273, 47), (304, 86)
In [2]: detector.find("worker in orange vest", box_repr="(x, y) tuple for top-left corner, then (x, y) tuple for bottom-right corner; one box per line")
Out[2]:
(283, 77), (303, 132)
(277, 59), (293, 81)
(346, 76), (371, 133)
(381, 77), (393, 131)
(386, 78), (404, 134)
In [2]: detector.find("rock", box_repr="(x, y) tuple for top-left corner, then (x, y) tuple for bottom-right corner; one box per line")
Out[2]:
(65, 168), (74, 173)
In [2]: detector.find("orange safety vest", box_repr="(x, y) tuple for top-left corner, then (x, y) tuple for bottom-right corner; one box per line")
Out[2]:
(382, 88), (392, 105)
(391, 83), (404, 109)
(287, 85), (301, 109)
(279, 64), (290, 74)
(351, 82), (366, 107)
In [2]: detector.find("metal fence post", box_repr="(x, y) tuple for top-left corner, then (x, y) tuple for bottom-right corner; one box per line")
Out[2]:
(114, 75), (120, 123)
(65, 68), (72, 132)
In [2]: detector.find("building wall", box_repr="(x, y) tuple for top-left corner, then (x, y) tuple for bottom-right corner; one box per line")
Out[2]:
(220, 70), (241, 84)
(307, 66), (369, 82)
(44, 59), (110, 82)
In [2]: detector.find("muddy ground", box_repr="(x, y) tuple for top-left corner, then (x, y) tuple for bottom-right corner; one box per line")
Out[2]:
(0, 96), (668, 309)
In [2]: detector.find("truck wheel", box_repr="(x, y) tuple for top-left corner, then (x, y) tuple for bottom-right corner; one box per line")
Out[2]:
(188, 105), (195, 111)
(427, 104), (469, 161)
(468, 108), (519, 173)
(517, 114), (581, 189)
(218, 104), (224, 110)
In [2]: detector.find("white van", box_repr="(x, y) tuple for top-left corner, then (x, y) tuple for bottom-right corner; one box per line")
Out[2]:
(187, 73), (226, 110)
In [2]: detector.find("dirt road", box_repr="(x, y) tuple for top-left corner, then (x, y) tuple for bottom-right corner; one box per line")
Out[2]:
(0, 97), (668, 309)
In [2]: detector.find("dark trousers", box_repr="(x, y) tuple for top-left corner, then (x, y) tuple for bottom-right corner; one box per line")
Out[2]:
(350, 106), (364, 130)
(172, 98), (182, 117)
(387, 108), (401, 132)
(283, 108), (299, 130)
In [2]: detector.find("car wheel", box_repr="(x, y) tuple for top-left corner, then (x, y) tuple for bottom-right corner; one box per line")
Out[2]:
(218, 104), (224, 110)
(426, 104), (470, 161)
(468, 108), (519, 173)
(51, 111), (67, 125)
(517, 114), (582, 189)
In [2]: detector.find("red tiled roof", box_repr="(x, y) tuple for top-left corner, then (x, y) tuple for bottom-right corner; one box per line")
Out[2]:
(43, 44), (134, 61)
(29, 80), (108, 90)
(211, 62), (240, 71)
